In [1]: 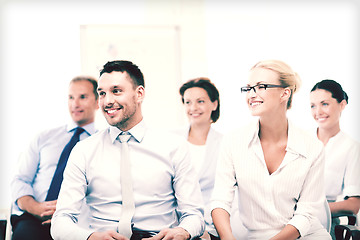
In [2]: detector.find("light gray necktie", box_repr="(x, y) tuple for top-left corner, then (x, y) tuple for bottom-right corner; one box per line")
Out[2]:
(117, 132), (135, 238)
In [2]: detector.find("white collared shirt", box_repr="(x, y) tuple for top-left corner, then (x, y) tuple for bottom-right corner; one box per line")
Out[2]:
(51, 120), (205, 240)
(211, 120), (327, 238)
(322, 131), (360, 201)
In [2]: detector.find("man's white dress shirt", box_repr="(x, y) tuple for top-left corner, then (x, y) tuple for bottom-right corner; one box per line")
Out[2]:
(51, 120), (205, 240)
(211, 120), (330, 239)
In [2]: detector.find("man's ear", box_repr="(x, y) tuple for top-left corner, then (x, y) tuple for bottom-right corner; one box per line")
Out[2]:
(136, 85), (145, 103)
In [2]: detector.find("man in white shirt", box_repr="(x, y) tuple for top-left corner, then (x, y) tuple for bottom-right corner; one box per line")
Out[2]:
(51, 60), (205, 240)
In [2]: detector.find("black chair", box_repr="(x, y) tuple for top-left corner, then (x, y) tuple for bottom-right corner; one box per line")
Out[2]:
(0, 219), (6, 240)
(334, 212), (359, 240)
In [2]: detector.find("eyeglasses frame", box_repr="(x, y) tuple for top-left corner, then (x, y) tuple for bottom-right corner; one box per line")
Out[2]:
(240, 83), (287, 93)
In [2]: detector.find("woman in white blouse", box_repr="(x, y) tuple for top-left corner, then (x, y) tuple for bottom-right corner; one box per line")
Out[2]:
(310, 79), (360, 238)
(211, 60), (331, 239)
(177, 78), (246, 240)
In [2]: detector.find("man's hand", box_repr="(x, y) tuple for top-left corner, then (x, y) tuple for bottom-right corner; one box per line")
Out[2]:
(143, 227), (191, 240)
(17, 195), (57, 225)
(37, 200), (57, 224)
(87, 230), (129, 240)
(200, 231), (211, 240)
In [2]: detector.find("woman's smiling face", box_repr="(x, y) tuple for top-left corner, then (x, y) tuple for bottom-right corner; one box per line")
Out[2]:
(310, 88), (346, 131)
(183, 87), (217, 125)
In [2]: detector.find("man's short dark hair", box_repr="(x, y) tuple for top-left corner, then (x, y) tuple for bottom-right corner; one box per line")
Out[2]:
(100, 60), (145, 88)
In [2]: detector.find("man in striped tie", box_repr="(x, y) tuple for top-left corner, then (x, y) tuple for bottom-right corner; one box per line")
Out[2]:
(51, 60), (205, 240)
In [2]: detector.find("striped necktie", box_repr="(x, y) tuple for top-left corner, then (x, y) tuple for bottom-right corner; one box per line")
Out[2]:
(117, 132), (135, 238)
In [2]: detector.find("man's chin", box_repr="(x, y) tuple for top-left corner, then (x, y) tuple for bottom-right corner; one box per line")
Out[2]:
(74, 119), (86, 127)
(105, 117), (123, 128)
(106, 119), (118, 127)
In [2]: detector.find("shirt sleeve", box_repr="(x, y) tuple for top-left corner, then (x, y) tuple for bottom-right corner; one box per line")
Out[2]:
(343, 143), (360, 198)
(11, 135), (41, 206)
(50, 144), (93, 240)
(172, 141), (205, 239)
(210, 133), (237, 215)
(288, 145), (326, 237)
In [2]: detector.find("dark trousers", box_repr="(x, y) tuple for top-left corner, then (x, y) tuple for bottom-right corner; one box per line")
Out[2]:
(209, 233), (220, 240)
(131, 230), (153, 240)
(10, 215), (201, 240)
(0, 219), (6, 240)
(11, 212), (53, 240)
(131, 230), (201, 240)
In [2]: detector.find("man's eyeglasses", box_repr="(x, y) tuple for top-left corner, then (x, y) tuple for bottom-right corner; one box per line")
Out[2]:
(240, 83), (286, 93)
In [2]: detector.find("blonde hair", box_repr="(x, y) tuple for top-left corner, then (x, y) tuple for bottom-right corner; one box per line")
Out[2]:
(251, 60), (301, 109)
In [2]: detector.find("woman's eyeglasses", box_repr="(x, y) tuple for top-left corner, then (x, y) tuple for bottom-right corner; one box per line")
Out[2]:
(240, 83), (286, 93)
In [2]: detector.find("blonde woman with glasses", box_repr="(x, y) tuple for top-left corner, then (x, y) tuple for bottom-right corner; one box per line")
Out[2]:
(211, 60), (331, 239)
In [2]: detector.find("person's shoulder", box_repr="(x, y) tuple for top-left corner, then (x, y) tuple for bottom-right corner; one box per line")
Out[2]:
(63, 130), (105, 154)
(290, 121), (318, 142)
(34, 125), (67, 140)
(168, 126), (189, 139)
(222, 121), (256, 141)
(143, 127), (188, 152)
(40, 124), (65, 134)
(79, 128), (108, 144)
(147, 127), (185, 142)
(336, 131), (360, 151)
(289, 122), (324, 157)
(338, 131), (360, 145)
(209, 126), (223, 138)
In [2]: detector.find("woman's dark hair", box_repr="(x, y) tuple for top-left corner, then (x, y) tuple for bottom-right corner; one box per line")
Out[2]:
(179, 77), (220, 123)
(311, 79), (348, 103)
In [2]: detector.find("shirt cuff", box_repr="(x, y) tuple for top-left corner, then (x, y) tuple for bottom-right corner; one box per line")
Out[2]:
(343, 185), (360, 199)
(178, 216), (205, 239)
(287, 214), (311, 237)
(14, 188), (35, 206)
(50, 215), (94, 240)
(210, 201), (231, 215)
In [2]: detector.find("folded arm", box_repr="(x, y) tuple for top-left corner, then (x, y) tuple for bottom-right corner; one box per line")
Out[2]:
(329, 196), (360, 215)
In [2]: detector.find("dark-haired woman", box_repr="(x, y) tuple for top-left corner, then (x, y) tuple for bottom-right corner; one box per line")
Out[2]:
(176, 78), (246, 240)
(310, 79), (360, 238)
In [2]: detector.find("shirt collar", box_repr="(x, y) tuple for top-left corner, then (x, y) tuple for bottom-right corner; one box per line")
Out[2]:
(109, 119), (146, 144)
(66, 121), (97, 136)
(246, 120), (260, 148)
(315, 127), (344, 145)
(286, 120), (308, 158)
(247, 119), (308, 158)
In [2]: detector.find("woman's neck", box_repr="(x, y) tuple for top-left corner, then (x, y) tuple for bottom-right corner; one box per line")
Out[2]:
(259, 115), (288, 142)
(188, 122), (211, 145)
(317, 125), (341, 145)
